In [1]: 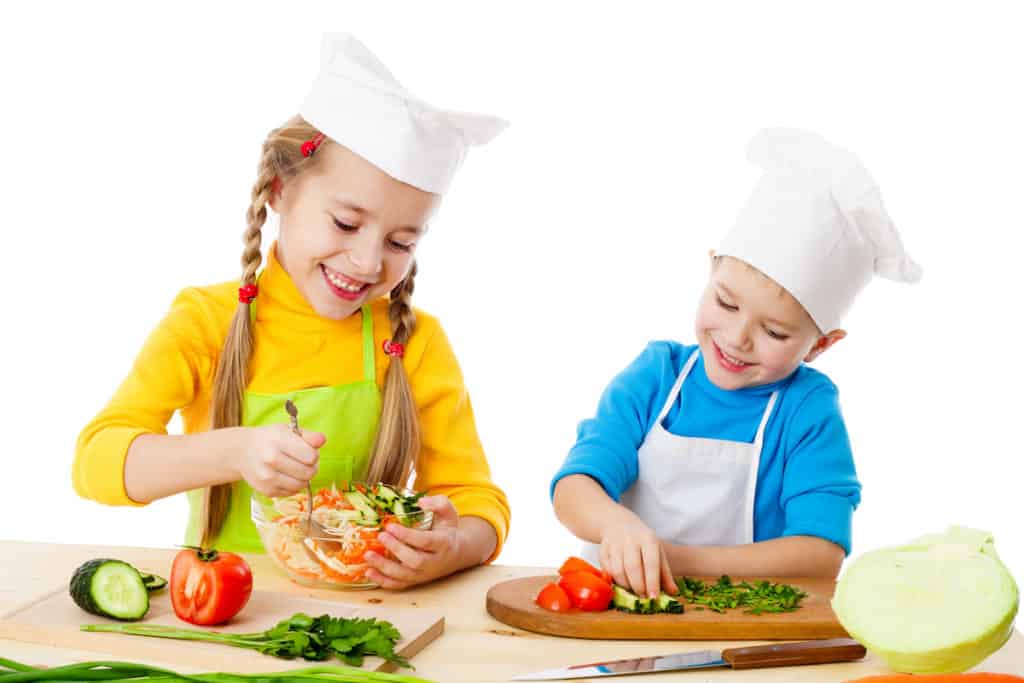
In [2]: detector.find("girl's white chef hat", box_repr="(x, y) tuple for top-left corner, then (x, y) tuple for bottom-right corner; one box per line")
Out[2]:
(716, 128), (922, 332)
(300, 33), (507, 194)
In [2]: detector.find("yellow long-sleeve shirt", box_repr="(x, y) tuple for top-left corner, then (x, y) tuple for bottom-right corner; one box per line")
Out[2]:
(74, 246), (510, 559)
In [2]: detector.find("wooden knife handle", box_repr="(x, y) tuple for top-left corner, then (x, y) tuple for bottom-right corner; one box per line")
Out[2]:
(722, 638), (867, 669)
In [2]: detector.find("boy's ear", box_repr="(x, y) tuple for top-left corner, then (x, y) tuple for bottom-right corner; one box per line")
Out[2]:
(805, 329), (847, 362)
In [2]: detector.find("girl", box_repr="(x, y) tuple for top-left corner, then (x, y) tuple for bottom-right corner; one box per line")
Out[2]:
(74, 33), (510, 590)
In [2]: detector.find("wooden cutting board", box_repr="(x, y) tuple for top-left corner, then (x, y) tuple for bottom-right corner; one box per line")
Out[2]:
(486, 575), (849, 640)
(0, 583), (444, 673)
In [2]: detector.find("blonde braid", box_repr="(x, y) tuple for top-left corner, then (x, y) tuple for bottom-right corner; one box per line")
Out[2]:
(365, 262), (421, 486)
(199, 124), (305, 547)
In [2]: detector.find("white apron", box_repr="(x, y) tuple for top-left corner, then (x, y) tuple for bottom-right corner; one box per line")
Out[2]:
(582, 349), (778, 564)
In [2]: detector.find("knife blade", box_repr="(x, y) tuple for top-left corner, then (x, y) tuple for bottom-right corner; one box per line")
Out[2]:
(510, 638), (866, 680)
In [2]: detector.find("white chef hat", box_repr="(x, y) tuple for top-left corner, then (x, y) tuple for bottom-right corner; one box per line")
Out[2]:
(299, 33), (507, 194)
(715, 128), (922, 333)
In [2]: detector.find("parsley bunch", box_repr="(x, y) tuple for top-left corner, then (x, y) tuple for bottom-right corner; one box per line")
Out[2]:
(676, 575), (808, 615)
(83, 612), (409, 669)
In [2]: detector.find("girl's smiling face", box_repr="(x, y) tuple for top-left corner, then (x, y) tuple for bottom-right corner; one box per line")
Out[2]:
(271, 142), (440, 320)
(695, 256), (844, 390)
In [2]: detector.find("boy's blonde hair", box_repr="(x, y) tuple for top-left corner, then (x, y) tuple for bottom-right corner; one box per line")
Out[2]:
(200, 116), (421, 547)
(712, 254), (823, 333)
(713, 254), (788, 298)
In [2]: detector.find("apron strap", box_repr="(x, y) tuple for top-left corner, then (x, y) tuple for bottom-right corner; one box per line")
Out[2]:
(745, 390), (778, 543)
(655, 349), (701, 425)
(361, 304), (375, 382)
(752, 392), (778, 447)
(247, 271), (264, 325)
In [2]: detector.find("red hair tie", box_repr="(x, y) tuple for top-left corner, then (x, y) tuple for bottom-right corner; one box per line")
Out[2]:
(301, 132), (326, 158)
(238, 283), (258, 304)
(382, 340), (405, 358)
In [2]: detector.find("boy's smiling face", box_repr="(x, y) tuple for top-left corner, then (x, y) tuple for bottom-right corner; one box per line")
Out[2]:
(695, 255), (844, 390)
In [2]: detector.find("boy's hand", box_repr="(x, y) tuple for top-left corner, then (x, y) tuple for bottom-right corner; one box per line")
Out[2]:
(599, 507), (678, 598)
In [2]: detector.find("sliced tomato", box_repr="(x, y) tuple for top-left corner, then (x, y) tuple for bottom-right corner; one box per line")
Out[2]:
(558, 571), (613, 611)
(535, 582), (572, 612)
(558, 556), (613, 585)
(170, 548), (253, 626)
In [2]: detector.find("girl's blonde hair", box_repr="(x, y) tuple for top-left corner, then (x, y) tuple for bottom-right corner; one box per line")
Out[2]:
(200, 116), (421, 547)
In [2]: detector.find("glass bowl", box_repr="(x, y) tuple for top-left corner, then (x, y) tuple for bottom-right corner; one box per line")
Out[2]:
(252, 482), (433, 590)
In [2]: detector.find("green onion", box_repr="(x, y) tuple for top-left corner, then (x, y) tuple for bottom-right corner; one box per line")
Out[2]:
(0, 657), (435, 683)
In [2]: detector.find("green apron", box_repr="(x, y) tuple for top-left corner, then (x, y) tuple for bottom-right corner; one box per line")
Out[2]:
(185, 303), (382, 553)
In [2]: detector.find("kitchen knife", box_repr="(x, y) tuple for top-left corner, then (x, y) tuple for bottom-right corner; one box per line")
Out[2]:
(510, 638), (866, 680)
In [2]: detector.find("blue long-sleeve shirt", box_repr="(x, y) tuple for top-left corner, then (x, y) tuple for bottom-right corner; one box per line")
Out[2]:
(552, 341), (862, 554)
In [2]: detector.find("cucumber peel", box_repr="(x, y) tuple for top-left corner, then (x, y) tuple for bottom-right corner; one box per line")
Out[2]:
(140, 573), (168, 592)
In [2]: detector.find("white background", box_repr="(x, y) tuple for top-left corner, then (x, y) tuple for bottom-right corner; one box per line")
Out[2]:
(1, 2), (1021, 585)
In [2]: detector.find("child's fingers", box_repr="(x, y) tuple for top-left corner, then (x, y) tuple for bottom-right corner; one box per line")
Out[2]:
(300, 430), (327, 449)
(377, 531), (432, 569)
(660, 551), (678, 595)
(623, 544), (648, 597)
(385, 523), (448, 552)
(365, 549), (418, 584)
(600, 545), (628, 589)
(250, 470), (306, 498)
(415, 495), (459, 528)
(283, 431), (321, 467)
(364, 567), (410, 591)
(272, 451), (318, 483)
(641, 543), (661, 598)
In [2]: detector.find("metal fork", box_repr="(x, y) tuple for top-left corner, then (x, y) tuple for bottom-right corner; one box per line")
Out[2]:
(284, 399), (314, 535)
(283, 400), (342, 553)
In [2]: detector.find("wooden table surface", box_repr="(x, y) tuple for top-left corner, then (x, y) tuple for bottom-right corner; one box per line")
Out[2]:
(2, 541), (1022, 682)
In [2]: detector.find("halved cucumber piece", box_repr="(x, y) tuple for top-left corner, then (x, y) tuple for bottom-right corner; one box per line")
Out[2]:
(70, 559), (150, 621)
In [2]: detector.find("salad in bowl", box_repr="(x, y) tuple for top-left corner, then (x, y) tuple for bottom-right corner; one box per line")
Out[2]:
(252, 482), (432, 589)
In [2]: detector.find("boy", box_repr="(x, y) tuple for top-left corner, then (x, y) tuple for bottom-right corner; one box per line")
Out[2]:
(551, 128), (921, 598)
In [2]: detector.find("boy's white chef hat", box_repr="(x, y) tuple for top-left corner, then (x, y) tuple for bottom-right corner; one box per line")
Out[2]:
(716, 128), (922, 333)
(300, 33), (507, 194)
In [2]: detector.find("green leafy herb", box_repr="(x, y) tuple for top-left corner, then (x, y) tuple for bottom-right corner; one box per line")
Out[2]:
(81, 612), (410, 669)
(675, 575), (808, 615)
(0, 655), (434, 683)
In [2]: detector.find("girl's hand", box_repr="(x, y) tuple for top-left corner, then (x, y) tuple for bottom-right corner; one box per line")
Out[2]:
(232, 424), (324, 498)
(363, 495), (469, 590)
(599, 507), (677, 598)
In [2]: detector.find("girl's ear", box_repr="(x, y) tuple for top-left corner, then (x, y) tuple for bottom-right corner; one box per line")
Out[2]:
(268, 176), (283, 211)
(804, 329), (847, 363)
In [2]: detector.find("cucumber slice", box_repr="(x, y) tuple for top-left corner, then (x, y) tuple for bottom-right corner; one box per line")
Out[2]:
(344, 490), (379, 522)
(655, 591), (684, 614)
(375, 484), (399, 502)
(612, 584), (641, 612)
(70, 559), (150, 621)
(139, 573), (167, 592)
